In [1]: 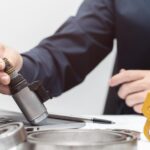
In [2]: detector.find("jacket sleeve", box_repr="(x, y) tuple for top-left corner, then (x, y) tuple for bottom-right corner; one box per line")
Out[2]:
(20, 0), (115, 97)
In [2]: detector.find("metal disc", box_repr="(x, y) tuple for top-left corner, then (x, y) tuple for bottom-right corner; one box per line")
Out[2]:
(27, 129), (137, 150)
(0, 122), (26, 150)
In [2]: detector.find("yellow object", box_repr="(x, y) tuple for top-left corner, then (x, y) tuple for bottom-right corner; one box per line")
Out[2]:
(142, 92), (150, 141)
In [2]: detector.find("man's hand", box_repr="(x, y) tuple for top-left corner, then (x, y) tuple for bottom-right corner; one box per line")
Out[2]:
(0, 43), (23, 94)
(109, 69), (150, 113)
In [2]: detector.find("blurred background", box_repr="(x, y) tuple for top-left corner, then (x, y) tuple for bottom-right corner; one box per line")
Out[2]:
(0, 0), (116, 115)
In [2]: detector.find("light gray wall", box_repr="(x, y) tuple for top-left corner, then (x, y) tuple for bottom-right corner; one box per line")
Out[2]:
(0, 0), (116, 115)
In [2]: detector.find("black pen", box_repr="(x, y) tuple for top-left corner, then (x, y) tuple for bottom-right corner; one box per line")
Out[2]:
(48, 114), (115, 124)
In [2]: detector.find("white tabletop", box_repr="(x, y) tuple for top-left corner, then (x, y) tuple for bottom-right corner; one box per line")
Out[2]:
(82, 115), (150, 149)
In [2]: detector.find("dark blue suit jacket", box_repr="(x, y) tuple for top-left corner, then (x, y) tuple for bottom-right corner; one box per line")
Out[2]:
(20, 0), (150, 114)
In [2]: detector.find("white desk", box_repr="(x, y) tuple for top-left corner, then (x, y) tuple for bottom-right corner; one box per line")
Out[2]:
(82, 115), (150, 150)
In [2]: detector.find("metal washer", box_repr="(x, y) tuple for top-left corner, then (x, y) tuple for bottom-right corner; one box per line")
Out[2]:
(27, 129), (138, 150)
(0, 122), (27, 150)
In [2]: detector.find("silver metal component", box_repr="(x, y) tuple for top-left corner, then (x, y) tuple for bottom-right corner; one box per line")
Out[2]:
(0, 111), (138, 150)
(30, 113), (48, 125)
(0, 122), (26, 150)
(27, 129), (137, 150)
(106, 129), (141, 140)
(0, 110), (85, 132)
(15, 143), (55, 150)
(3, 58), (49, 125)
(13, 87), (48, 125)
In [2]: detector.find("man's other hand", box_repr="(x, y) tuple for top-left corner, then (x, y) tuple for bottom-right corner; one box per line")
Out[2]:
(109, 69), (150, 113)
(0, 43), (23, 94)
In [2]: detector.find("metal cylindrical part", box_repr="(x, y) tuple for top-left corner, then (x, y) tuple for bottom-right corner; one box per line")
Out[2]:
(27, 129), (137, 150)
(0, 122), (26, 150)
(3, 58), (48, 125)
(13, 87), (48, 125)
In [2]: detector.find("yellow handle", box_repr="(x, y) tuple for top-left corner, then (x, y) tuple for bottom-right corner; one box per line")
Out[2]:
(142, 92), (150, 141)
(143, 120), (150, 141)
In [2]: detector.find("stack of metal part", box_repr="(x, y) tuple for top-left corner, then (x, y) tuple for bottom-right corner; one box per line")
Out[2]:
(0, 114), (138, 150)
(0, 58), (139, 149)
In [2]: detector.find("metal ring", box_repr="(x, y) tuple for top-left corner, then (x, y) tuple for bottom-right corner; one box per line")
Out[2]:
(0, 122), (27, 150)
(27, 129), (137, 150)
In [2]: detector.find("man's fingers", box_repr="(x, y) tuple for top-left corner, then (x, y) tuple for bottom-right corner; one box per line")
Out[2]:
(0, 84), (10, 94)
(118, 79), (150, 99)
(0, 43), (5, 50)
(109, 70), (144, 87)
(120, 68), (126, 73)
(0, 72), (10, 85)
(125, 91), (147, 107)
(133, 103), (143, 114)
(0, 58), (5, 70)
(109, 69), (150, 114)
